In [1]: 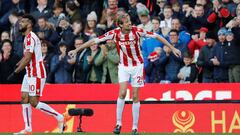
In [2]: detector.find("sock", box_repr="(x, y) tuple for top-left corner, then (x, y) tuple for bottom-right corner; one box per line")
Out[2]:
(132, 102), (140, 130)
(36, 102), (63, 121)
(116, 98), (125, 126)
(22, 104), (32, 132)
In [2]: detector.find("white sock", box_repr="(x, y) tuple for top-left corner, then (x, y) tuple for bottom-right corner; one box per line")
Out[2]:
(132, 102), (140, 130)
(22, 104), (32, 132)
(116, 98), (125, 126)
(36, 102), (63, 121)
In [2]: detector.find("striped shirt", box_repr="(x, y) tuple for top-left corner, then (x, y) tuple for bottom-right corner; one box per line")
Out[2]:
(23, 31), (46, 78)
(94, 26), (157, 66)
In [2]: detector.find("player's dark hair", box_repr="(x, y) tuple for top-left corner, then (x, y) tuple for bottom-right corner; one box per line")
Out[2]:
(22, 14), (36, 27)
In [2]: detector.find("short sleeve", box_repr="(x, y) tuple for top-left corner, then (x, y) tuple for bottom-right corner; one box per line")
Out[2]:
(136, 27), (157, 38)
(24, 34), (35, 53)
(94, 30), (115, 44)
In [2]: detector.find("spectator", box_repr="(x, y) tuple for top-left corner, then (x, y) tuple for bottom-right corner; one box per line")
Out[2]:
(98, 0), (118, 30)
(68, 37), (90, 83)
(155, 0), (168, 19)
(187, 27), (208, 63)
(84, 11), (98, 37)
(41, 40), (54, 83)
(31, 0), (52, 19)
(177, 51), (198, 83)
(65, 0), (81, 24)
(84, 41), (105, 83)
(48, 3), (66, 27)
(145, 47), (165, 83)
(8, 11), (24, 58)
(183, 4), (208, 34)
(137, 3), (153, 32)
(1, 31), (10, 42)
(0, 39), (23, 83)
(225, 17), (240, 82)
(207, 0), (232, 34)
(127, 0), (140, 25)
(197, 31), (216, 83)
(171, 18), (191, 46)
(35, 16), (60, 45)
(56, 17), (75, 51)
(160, 5), (173, 36)
(72, 20), (88, 42)
(142, 17), (164, 71)
(209, 30), (229, 83)
(159, 29), (186, 83)
(101, 40), (119, 83)
(50, 42), (73, 83)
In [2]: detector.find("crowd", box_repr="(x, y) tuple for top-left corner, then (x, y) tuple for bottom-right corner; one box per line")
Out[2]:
(0, 0), (240, 84)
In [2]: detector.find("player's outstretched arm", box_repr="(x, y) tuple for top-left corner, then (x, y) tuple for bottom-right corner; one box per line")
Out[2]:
(68, 39), (96, 57)
(155, 35), (181, 57)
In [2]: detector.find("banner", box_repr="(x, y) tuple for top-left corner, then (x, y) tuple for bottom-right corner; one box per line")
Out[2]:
(1, 84), (240, 133)
(1, 83), (240, 101)
(1, 104), (240, 133)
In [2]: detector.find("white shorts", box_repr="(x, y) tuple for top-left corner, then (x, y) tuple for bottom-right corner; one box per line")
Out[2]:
(118, 64), (144, 87)
(21, 75), (46, 97)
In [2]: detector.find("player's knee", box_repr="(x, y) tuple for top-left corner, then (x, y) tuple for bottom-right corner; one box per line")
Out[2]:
(21, 95), (29, 104)
(29, 98), (39, 107)
(132, 96), (139, 103)
(119, 94), (126, 99)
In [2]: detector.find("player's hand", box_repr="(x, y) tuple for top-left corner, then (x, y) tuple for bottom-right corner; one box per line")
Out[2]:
(68, 50), (77, 58)
(7, 72), (17, 82)
(172, 48), (181, 58)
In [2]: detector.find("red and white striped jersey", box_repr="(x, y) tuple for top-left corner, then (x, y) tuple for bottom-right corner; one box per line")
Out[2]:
(23, 31), (46, 78)
(94, 26), (157, 67)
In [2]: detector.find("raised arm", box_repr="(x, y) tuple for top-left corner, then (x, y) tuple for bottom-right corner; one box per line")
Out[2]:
(155, 34), (182, 57)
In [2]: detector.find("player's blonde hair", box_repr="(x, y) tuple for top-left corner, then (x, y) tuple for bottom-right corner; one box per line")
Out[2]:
(116, 13), (130, 26)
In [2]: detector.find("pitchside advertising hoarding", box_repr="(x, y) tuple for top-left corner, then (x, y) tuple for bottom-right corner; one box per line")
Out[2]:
(0, 83), (240, 133)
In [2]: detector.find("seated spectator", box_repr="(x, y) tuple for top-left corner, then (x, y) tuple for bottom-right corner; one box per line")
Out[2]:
(50, 42), (73, 83)
(177, 51), (198, 83)
(0, 39), (23, 83)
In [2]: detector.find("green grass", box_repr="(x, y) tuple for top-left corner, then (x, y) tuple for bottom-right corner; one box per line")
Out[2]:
(0, 133), (240, 135)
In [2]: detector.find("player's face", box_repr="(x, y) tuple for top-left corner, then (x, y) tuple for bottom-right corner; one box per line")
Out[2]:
(19, 18), (30, 33)
(122, 17), (132, 31)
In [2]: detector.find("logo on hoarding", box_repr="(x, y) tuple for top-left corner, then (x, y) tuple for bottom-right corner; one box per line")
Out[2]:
(172, 110), (195, 133)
